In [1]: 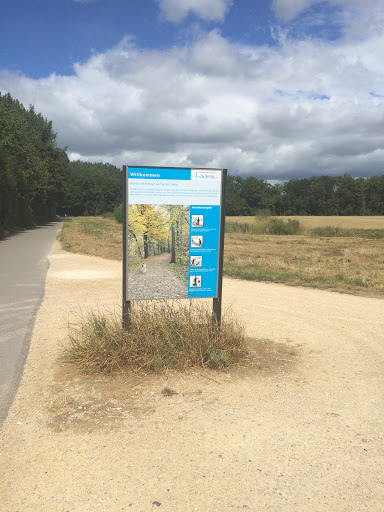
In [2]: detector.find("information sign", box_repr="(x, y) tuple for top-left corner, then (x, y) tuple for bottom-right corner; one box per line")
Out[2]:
(123, 166), (226, 303)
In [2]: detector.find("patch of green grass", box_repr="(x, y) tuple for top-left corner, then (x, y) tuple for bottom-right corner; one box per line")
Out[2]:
(64, 302), (246, 374)
(207, 349), (229, 369)
(224, 265), (301, 284)
(76, 217), (114, 239)
(343, 277), (370, 287)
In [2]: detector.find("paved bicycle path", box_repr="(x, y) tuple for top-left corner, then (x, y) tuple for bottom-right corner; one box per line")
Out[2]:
(0, 220), (62, 427)
(127, 253), (188, 300)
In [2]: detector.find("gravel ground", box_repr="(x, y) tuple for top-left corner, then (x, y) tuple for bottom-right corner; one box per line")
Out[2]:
(0, 240), (383, 511)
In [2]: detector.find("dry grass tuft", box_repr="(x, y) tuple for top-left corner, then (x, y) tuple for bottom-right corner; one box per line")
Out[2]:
(64, 302), (246, 374)
(50, 392), (75, 410)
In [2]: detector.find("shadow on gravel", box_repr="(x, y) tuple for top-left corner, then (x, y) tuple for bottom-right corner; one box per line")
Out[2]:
(233, 337), (301, 377)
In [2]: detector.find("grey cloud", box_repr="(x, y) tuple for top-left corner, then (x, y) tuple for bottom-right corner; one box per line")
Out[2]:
(156, 0), (233, 23)
(271, 0), (314, 22)
(1, 19), (383, 180)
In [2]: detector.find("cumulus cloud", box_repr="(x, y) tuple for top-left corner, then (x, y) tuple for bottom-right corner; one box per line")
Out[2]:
(0, 4), (383, 180)
(156, 0), (233, 23)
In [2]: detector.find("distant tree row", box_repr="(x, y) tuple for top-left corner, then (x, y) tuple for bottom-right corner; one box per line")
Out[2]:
(226, 174), (384, 216)
(62, 160), (122, 217)
(0, 92), (69, 236)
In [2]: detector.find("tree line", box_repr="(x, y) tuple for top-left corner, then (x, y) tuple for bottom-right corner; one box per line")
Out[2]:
(0, 92), (69, 237)
(226, 174), (384, 216)
(0, 92), (122, 237)
(62, 160), (122, 217)
(1, 92), (383, 239)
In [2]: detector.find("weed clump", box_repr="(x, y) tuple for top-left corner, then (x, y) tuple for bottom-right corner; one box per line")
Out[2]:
(226, 217), (302, 236)
(311, 226), (384, 239)
(207, 349), (229, 368)
(65, 302), (246, 374)
(265, 218), (302, 235)
(225, 221), (252, 234)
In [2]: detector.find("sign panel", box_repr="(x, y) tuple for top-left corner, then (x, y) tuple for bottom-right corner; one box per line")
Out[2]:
(124, 166), (224, 301)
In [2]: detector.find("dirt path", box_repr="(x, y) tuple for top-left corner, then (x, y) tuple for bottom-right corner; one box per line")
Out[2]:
(127, 253), (188, 300)
(0, 241), (383, 511)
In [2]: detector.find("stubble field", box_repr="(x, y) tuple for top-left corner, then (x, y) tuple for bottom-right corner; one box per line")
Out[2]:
(227, 215), (384, 230)
(58, 215), (384, 298)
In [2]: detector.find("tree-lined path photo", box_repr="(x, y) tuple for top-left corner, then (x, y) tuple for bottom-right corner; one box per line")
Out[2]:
(127, 204), (190, 300)
(127, 252), (188, 300)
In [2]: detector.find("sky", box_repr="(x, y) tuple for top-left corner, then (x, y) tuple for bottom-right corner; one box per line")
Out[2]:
(0, 0), (383, 180)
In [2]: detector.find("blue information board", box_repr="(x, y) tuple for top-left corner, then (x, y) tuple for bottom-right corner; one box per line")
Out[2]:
(188, 204), (221, 298)
(125, 167), (224, 300)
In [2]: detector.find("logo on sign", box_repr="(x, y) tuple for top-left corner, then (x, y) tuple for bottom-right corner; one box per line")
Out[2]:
(192, 169), (221, 181)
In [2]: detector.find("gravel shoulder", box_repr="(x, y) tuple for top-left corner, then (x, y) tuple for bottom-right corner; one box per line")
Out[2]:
(0, 240), (383, 511)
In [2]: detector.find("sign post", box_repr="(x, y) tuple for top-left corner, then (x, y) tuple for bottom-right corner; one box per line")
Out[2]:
(122, 166), (226, 329)
(213, 168), (227, 325)
(122, 164), (130, 330)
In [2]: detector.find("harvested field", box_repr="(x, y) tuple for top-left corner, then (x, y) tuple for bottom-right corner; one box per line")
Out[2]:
(224, 233), (384, 298)
(227, 215), (384, 230)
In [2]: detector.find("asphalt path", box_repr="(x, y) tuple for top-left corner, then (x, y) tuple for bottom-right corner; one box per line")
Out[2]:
(0, 220), (62, 427)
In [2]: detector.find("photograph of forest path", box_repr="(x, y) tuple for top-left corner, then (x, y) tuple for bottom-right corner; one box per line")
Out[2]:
(127, 252), (188, 300)
(127, 204), (190, 300)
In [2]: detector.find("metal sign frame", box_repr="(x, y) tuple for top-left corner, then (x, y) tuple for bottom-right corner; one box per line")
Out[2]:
(122, 165), (227, 329)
